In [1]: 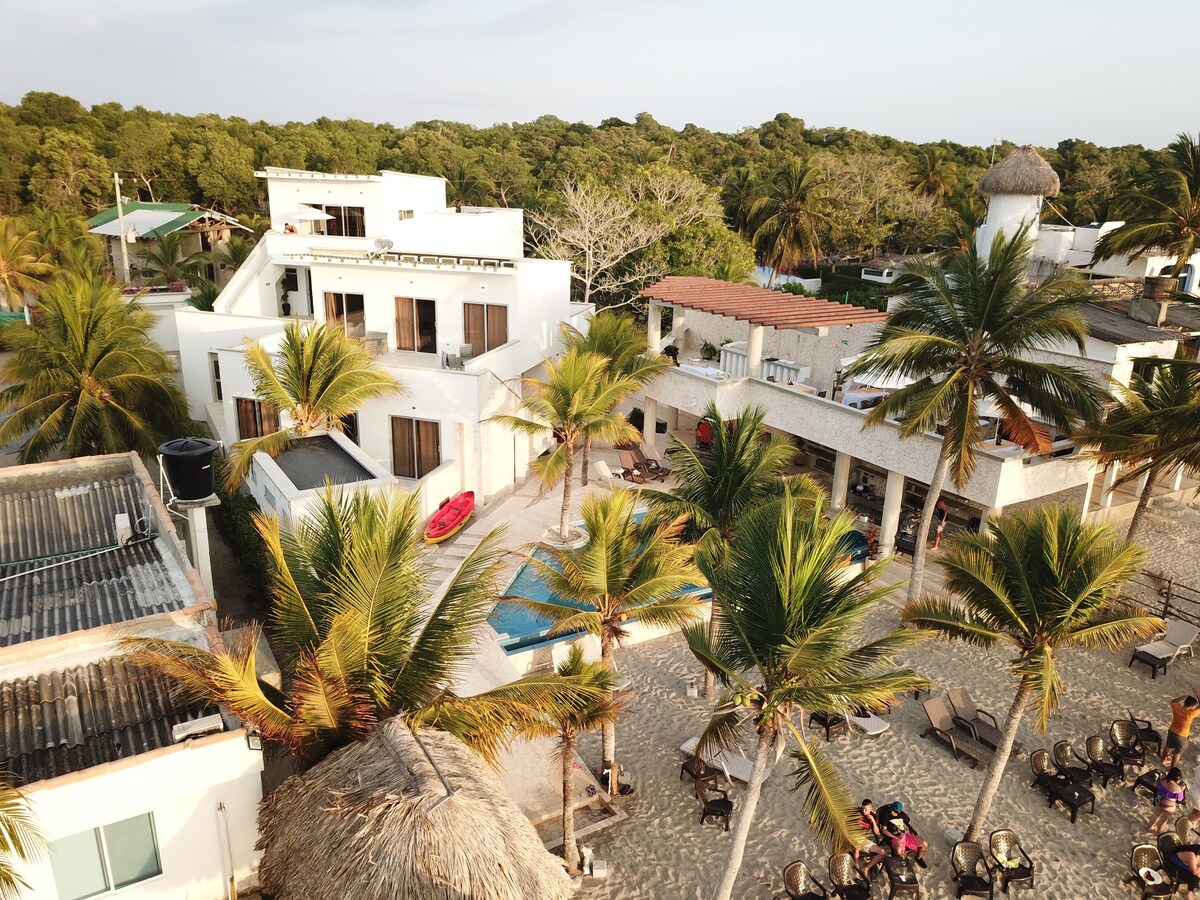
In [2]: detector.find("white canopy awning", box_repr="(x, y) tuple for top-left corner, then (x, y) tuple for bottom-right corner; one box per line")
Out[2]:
(840, 354), (915, 391)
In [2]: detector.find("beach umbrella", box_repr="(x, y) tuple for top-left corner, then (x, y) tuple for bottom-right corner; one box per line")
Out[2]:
(285, 206), (334, 222)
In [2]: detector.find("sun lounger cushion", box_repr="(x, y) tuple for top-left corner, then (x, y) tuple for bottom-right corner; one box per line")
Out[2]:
(680, 737), (771, 784)
(847, 709), (890, 736)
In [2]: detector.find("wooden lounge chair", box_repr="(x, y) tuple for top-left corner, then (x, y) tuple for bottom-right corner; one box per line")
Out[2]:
(1082, 735), (1125, 788)
(697, 780), (733, 830)
(920, 696), (994, 769)
(989, 829), (1034, 894)
(1052, 740), (1093, 786)
(618, 450), (658, 484)
(631, 446), (672, 479)
(1131, 619), (1199, 676)
(1109, 719), (1147, 771)
(951, 841), (993, 899)
(827, 853), (872, 900)
(779, 861), (828, 900)
(1127, 843), (1177, 899)
(948, 687), (1021, 755)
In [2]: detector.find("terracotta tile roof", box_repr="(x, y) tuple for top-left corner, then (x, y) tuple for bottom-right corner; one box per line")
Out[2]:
(0, 655), (217, 785)
(639, 276), (889, 330)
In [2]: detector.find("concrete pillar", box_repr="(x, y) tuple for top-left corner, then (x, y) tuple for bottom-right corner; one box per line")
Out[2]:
(647, 301), (662, 355)
(1101, 462), (1120, 508)
(643, 396), (658, 452)
(1135, 469), (1151, 498)
(980, 505), (1004, 535)
(1174, 465), (1185, 492)
(1078, 464), (1095, 521)
(184, 505), (215, 599)
(673, 306), (686, 349)
(876, 470), (906, 560)
(830, 451), (852, 514)
(747, 323), (764, 380)
(666, 405), (680, 431)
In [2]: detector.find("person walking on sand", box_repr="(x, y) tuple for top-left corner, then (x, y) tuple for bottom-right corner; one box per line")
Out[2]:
(1166, 692), (1200, 768)
(1151, 767), (1187, 835)
(933, 498), (949, 550)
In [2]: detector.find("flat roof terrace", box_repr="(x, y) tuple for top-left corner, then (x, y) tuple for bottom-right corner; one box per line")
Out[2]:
(274, 435), (376, 491)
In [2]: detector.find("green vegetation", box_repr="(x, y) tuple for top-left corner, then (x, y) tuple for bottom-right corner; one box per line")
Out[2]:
(0, 778), (45, 900)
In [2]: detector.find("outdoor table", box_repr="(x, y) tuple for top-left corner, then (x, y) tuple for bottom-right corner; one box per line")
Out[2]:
(1129, 648), (1170, 679)
(1047, 780), (1095, 823)
(842, 388), (888, 409)
(883, 855), (920, 898)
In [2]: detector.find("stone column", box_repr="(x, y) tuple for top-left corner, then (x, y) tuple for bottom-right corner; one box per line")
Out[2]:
(666, 405), (680, 431)
(1135, 469), (1151, 498)
(747, 323), (764, 380)
(643, 396), (659, 452)
(647, 301), (662, 355)
(980, 505), (1004, 535)
(1078, 464), (1096, 521)
(830, 451), (852, 514)
(1101, 462), (1120, 508)
(1174, 465), (1186, 492)
(876, 470), (906, 560)
(672, 306), (686, 350)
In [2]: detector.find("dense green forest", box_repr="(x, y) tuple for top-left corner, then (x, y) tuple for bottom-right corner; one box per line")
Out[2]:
(0, 90), (1181, 305)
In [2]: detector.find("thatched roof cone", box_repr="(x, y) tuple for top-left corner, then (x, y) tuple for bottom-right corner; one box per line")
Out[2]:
(257, 720), (576, 900)
(979, 146), (1060, 197)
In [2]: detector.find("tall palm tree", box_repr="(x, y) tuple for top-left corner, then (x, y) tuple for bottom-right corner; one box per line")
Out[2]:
(25, 209), (93, 263)
(511, 489), (702, 790)
(933, 189), (987, 254)
(131, 488), (606, 766)
(489, 349), (640, 541)
(1094, 132), (1200, 280)
(1080, 349), (1200, 541)
(752, 158), (831, 287)
(136, 231), (208, 287)
(903, 506), (1157, 841)
(0, 217), (52, 311)
(0, 778), (45, 900)
(559, 311), (669, 486)
(687, 480), (927, 900)
(720, 166), (761, 237)
(910, 146), (960, 210)
(224, 320), (404, 489)
(0, 274), (188, 462)
(713, 255), (758, 285)
(848, 225), (1106, 604)
(643, 402), (794, 697)
(445, 159), (494, 210)
(207, 234), (253, 273)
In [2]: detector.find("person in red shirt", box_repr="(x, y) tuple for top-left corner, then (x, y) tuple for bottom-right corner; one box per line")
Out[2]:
(853, 800), (887, 877)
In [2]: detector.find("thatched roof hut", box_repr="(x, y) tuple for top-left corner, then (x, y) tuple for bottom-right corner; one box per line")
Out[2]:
(979, 146), (1060, 197)
(257, 720), (576, 900)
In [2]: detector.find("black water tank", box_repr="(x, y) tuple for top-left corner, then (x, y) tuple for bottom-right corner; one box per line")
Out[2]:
(158, 437), (220, 500)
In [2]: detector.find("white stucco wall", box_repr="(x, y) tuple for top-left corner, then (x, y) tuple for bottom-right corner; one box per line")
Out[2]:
(977, 192), (1043, 256)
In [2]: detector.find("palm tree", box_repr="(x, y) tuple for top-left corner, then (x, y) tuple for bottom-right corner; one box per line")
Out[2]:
(25, 209), (94, 263)
(751, 159), (831, 287)
(643, 402), (794, 697)
(237, 213), (271, 240)
(903, 506), (1158, 841)
(910, 146), (960, 210)
(0, 778), (46, 900)
(224, 320), (404, 489)
(489, 349), (640, 541)
(687, 480), (927, 900)
(1080, 349), (1200, 541)
(720, 166), (761, 237)
(713, 255), (758, 285)
(131, 487), (606, 766)
(0, 218), (52, 311)
(511, 488), (702, 790)
(559, 311), (669, 486)
(1094, 132), (1200, 280)
(541, 645), (622, 873)
(848, 225), (1105, 604)
(445, 159), (494, 210)
(136, 231), (208, 287)
(0, 274), (188, 462)
(207, 234), (253, 273)
(933, 189), (987, 254)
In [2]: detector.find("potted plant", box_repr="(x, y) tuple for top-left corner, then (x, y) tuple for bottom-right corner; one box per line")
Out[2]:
(280, 286), (291, 316)
(700, 339), (718, 361)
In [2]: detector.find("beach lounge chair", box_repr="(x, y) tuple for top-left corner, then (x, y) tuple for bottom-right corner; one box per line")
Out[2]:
(989, 829), (1034, 894)
(1130, 620), (1199, 676)
(1109, 719), (1147, 771)
(1082, 735), (1125, 788)
(948, 688), (1020, 755)
(920, 696), (994, 769)
(1127, 843), (1177, 899)
(779, 861), (828, 900)
(1130, 711), (1164, 757)
(1029, 749), (1069, 799)
(1052, 740), (1093, 787)
(827, 853), (872, 900)
(679, 737), (770, 785)
(697, 780), (733, 830)
(593, 460), (626, 486)
(951, 841), (993, 899)
(846, 708), (891, 737)
(618, 450), (658, 484)
(631, 446), (672, 479)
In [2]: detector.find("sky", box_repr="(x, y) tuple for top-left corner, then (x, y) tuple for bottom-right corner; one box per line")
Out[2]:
(2, 0), (1196, 149)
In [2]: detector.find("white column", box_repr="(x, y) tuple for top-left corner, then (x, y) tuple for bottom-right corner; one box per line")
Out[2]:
(1135, 469), (1151, 499)
(1101, 462), (1120, 508)
(1078, 465), (1095, 521)
(980, 505), (1004, 535)
(667, 405), (680, 431)
(643, 396), (658, 452)
(830, 451), (852, 514)
(876, 470), (906, 560)
(673, 306), (686, 349)
(647, 301), (662, 355)
(1174, 465), (1185, 492)
(747, 323), (764, 380)
(184, 505), (215, 599)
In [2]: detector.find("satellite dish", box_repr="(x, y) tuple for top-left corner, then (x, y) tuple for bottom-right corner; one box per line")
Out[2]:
(374, 238), (394, 251)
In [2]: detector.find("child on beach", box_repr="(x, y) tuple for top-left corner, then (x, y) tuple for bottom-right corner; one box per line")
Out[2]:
(1150, 767), (1187, 835)
(1165, 692), (1200, 768)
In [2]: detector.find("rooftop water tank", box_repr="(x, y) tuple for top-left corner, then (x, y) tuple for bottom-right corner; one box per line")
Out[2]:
(159, 437), (221, 501)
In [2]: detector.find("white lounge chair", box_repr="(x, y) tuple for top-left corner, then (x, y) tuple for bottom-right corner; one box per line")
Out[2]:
(1131, 619), (1199, 676)
(680, 737), (771, 785)
(846, 708), (891, 736)
(594, 460), (626, 485)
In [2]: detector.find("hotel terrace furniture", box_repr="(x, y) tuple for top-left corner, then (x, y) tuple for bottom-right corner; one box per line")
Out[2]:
(680, 753), (722, 793)
(1052, 740), (1093, 787)
(808, 710), (849, 742)
(882, 854), (920, 899)
(1029, 749), (1070, 801)
(1126, 843), (1176, 899)
(1129, 620), (1199, 677)
(920, 696), (994, 769)
(1046, 778), (1095, 824)
(1109, 719), (1147, 771)
(827, 853), (873, 900)
(1082, 736), (1125, 788)
(951, 841), (994, 899)
(680, 737), (769, 785)
(631, 446), (671, 478)
(619, 450), (666, 483)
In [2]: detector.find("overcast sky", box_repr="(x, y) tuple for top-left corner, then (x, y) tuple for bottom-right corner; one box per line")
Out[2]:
(3, 0), (1195, 148)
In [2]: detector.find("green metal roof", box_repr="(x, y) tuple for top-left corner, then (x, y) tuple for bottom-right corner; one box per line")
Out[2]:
(87, 202), (192, 228)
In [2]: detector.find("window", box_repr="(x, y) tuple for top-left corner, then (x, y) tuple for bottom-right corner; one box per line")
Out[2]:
(395, 297), (437, 353)
(308, 203), (366, 238)
(236, 398), (279, 440)
(209, 352), (222, 401)
(339, 411), (360, 445)
(324, 292), (366, 336)
(1132, 358), (1158, 386)
(282, 267), (299, 293)
(51, 813), (162, 899)
(463, 303), (508, 353)
(397, 210), (414, 221)
(391, 416), (440, 478)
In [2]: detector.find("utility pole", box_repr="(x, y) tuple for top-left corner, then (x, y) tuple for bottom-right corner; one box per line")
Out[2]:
(113, 172), (131, 284)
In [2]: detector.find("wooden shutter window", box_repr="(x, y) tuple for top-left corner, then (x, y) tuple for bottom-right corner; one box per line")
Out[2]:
(395, 297), (416, 351)
(391, 417), (416, 478)
(415, 420), (440, 477)
(463, 303), (485, 352)
(485, 304), (507, 351)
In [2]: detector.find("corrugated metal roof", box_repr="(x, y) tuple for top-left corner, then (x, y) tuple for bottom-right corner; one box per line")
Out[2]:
(1079, 304), (1179, 346)
(0, 656), (217, 785)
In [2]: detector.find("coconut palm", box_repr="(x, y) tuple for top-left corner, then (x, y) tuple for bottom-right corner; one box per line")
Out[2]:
(848, 224), (1106, 604)
(902, 506), (1158, 841)
(910, 146), (960, 209)
(0, 217), (52, 311)
(445, 159), (494, 210)
(136, 231), (208, 287)
(238, 213), (271, 241)
(720, 166), (761, 237)
(687, 480), (927, 900)
(713, 255), (758, 285)
(1094, 132), (1200, 280)
(1080, 349), (1200, 541)
(934, 189), (987, 254)
(558, 311), (669, 486)
(25, 209), (94, 263)
(224, 320), (403, 489)
(643, 402), (794, 697)
(752, 158), (832, 287)
(0, 777), (46, 900)
(131, 487), (607, 766)
(0, 274), (188, 462)
(489, 349), (640, 541)
(207, 234), (253, 273)
(511, 488), (702, 790)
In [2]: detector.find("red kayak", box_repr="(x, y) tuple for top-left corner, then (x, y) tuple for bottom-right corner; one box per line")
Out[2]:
(424, 491), (475, 543)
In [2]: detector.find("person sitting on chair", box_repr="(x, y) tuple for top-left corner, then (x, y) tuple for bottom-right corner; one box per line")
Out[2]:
(854, 799), (887, 877)
(283, 222), (298, 234)
(876, 801), (929, 868)
(1169, 843), (1200, 900)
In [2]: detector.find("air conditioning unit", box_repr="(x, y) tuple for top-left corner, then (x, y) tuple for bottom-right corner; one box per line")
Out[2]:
(172, 714), (225, 743)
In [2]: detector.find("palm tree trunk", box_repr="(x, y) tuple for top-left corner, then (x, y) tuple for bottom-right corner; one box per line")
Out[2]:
(560, 442), (575, 542)
(964, 682), (1032, 843)
(906, 442), (952, 604)
(562, 729), (579, 874)
(712, 725), (775, 900)
(702, 606), (718, 699)
(600, 631), (618, 795)
(1126, 466), (1160, 543)
(580, 436), (591, 487)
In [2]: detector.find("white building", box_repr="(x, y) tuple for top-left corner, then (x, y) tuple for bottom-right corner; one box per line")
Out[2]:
(0, 453), (264, 900)
(174, 168), (588, 517)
